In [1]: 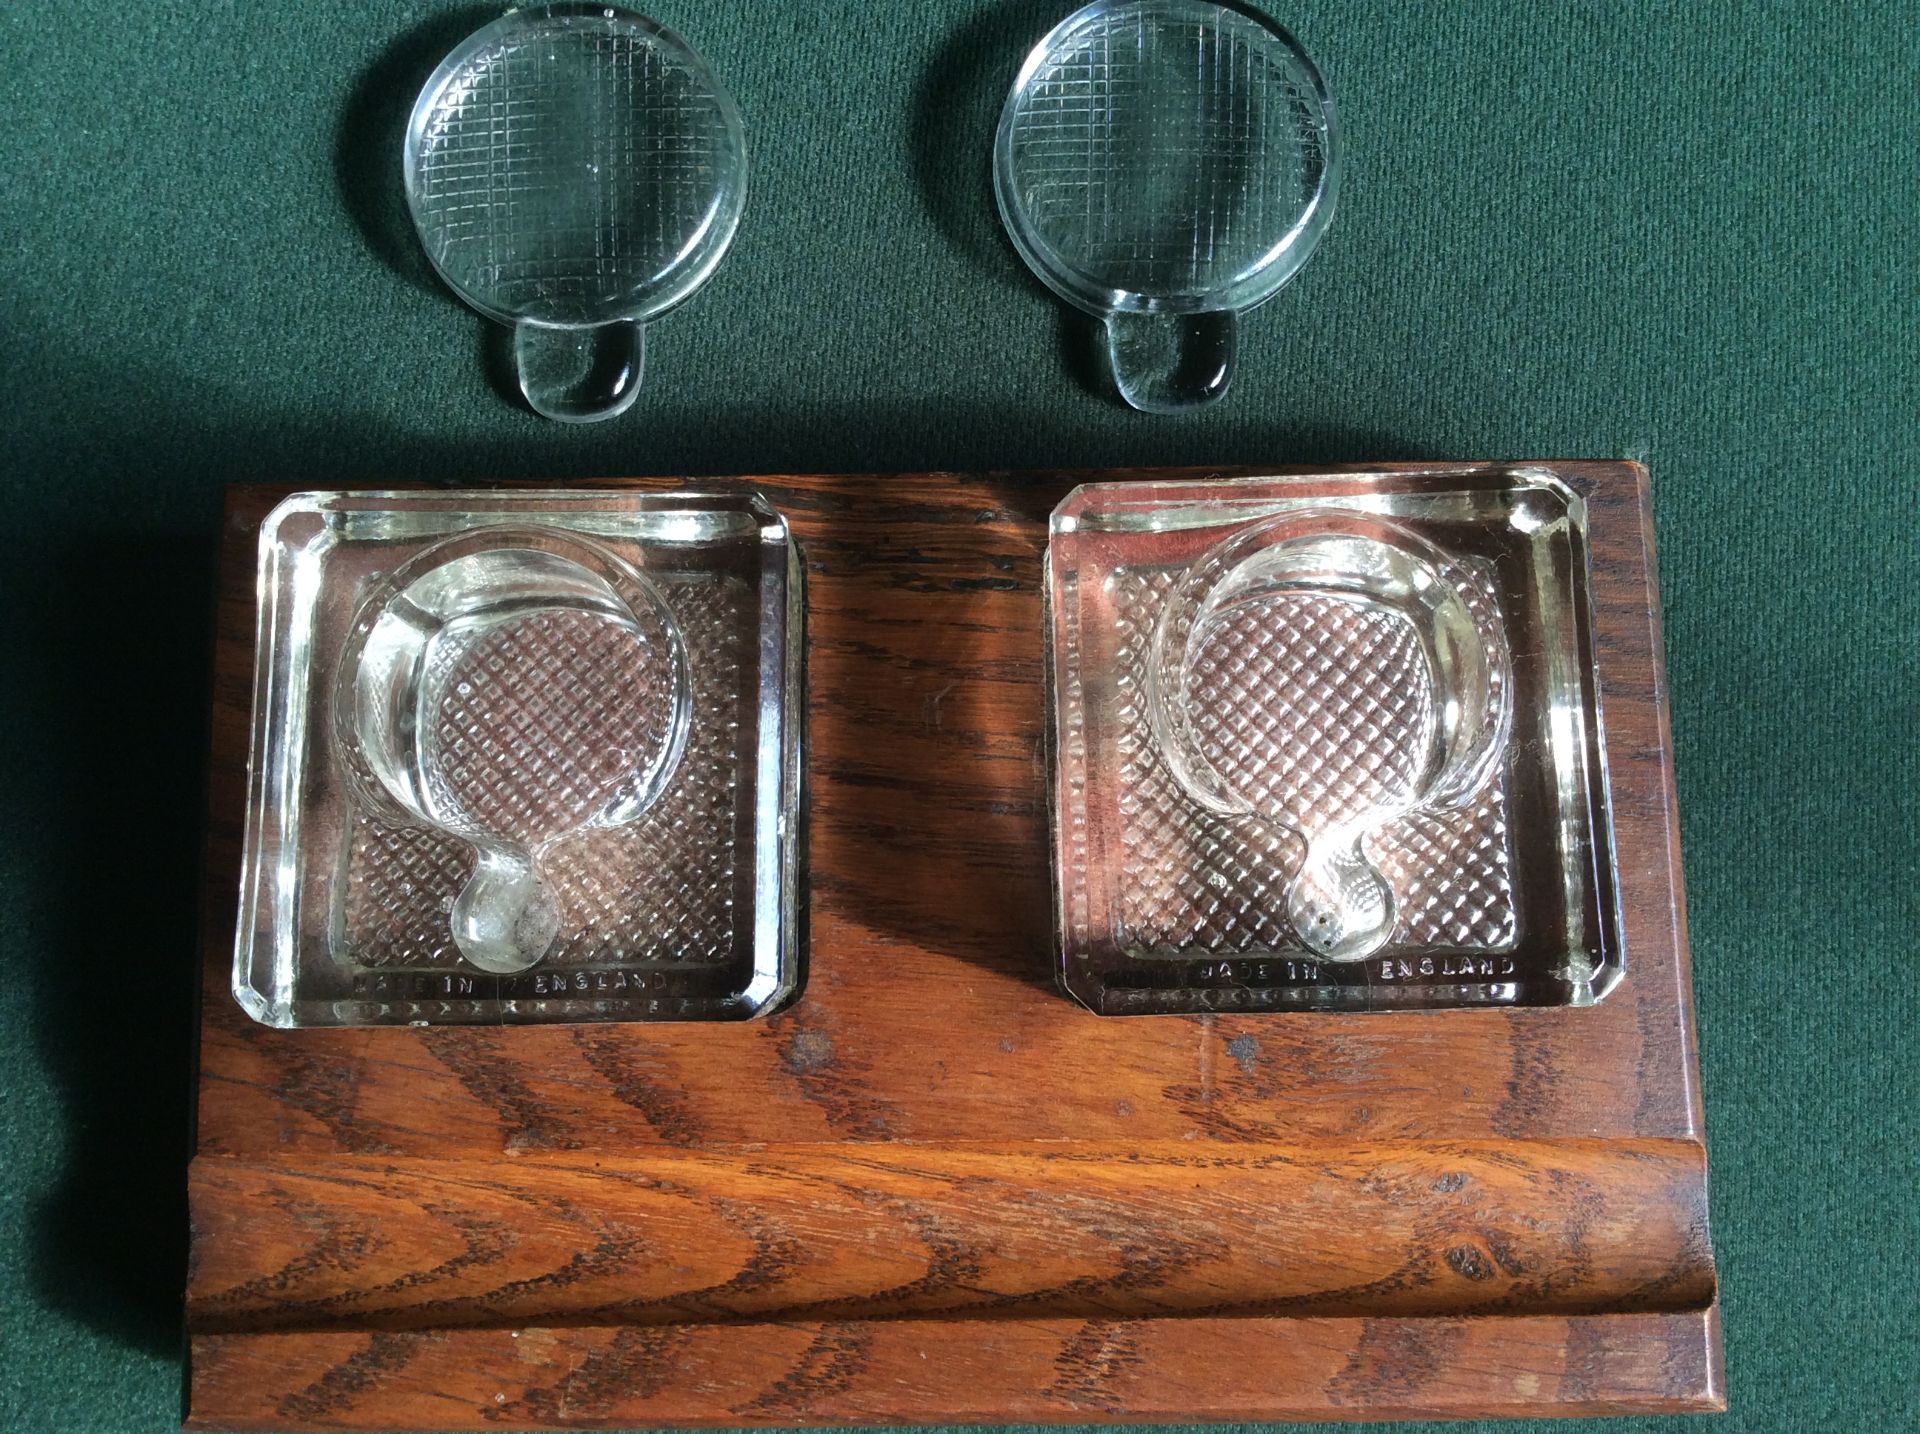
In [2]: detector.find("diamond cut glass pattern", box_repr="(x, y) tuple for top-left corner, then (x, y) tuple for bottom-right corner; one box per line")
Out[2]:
(1047, 472), (1621, 1014)
(235, 491), (802, 1027)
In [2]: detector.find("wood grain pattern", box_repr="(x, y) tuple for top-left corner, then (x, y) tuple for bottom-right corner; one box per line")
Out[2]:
(188, 1310), (1724, 1429)
(188, 1139), (1713, 1331)
(187, 464), (1719, 1426)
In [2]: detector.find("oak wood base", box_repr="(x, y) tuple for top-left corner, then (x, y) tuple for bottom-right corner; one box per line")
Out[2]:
(189, 1310), (1724, 1429)
(188, 466), (1720, 1427)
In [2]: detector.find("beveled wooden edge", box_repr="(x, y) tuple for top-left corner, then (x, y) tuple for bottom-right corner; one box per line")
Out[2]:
(185, 1308), (1725, 1429)
(186, 1138), (1714, 1333)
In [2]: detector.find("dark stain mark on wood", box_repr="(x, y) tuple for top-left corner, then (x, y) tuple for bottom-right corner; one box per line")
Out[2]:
(781, 1030), (835, 1074)
(1557, 1311), (1610, 1405)
(1447, 1244), (1496, 1281)
(1328, 1318), (1457, 1407)
(773, 1016), (903, 1137)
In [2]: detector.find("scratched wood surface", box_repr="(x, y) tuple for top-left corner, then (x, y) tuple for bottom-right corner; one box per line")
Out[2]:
(186, 464), (1720, 1427)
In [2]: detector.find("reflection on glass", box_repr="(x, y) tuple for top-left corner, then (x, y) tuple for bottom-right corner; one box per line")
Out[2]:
(405, 5), (747, 420)
(995, 0), (1339, 411)
(1047, 471), (1620, 1014)
(236, 491), (803, 1028)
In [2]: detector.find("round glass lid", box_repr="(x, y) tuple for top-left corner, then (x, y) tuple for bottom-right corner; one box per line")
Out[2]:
(404, 5), (747, 422)
(995, 0), (1339, 413)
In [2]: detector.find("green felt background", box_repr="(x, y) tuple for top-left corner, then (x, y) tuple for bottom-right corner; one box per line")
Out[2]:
(1, 0), (1913, 1430)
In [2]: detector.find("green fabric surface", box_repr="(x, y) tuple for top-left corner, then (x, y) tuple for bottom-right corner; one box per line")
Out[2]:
(1, 1), (1913, 1430)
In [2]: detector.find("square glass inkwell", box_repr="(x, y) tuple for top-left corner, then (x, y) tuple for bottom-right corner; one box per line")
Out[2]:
(235, 490), (803, 1027)
(1046, 470), (1621, 1014)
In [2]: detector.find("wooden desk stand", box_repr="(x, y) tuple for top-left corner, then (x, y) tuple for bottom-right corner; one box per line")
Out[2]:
(186, 464), (1721, 1428)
